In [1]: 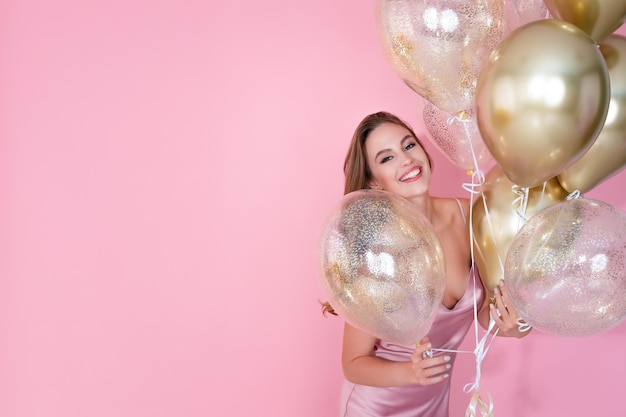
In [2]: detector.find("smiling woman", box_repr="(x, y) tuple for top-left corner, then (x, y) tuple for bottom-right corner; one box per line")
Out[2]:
(322, 111), (529, 417)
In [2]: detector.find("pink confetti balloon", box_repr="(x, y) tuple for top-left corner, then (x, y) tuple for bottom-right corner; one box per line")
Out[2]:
(505, 0), (550, 29)
(505, 198), (626, 337)
(319, 190), (445, 345)
(422, 102), (493, 172)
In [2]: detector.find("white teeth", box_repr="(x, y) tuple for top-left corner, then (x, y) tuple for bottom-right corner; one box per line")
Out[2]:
(401, 168), (421, 181)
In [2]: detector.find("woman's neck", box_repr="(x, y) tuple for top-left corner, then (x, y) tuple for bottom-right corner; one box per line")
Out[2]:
(407, 194), (435, 222)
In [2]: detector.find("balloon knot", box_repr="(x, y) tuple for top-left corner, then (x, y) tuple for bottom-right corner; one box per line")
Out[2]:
(566, 190), (582, 200)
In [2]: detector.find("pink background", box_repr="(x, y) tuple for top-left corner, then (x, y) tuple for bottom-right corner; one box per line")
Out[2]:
(2, 1), (625, 416)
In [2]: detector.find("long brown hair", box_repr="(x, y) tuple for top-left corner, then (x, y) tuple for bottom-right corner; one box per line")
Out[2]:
(321, 111), (433, 316)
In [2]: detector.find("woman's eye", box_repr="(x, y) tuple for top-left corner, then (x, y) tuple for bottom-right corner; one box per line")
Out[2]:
(405, 143), (415, 151)
(381, 156), (392, 163)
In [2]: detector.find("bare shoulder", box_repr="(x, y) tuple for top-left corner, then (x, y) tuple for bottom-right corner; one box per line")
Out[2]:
(433, 196), (470, 224)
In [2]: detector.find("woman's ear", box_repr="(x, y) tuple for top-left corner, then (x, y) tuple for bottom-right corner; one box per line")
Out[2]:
(368, 180), (383, 190)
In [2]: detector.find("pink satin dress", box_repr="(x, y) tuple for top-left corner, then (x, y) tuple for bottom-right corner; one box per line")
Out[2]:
(339, 200), (484, 417)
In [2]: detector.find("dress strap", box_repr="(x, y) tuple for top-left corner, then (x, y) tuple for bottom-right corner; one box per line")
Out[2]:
(454, 198), (467, 224)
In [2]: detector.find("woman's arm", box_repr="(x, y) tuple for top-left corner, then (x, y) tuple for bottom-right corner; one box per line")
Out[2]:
(341, 322), (451, 387)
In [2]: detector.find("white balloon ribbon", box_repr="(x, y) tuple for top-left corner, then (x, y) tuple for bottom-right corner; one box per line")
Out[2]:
(465, 389), (495, 417)
(510, 184), (530, 228)
(461, 112), (498, 417)
(446, 113), (486, 195)
(517, 318), (532, 333)
(463, 283), (499, 417)
(566, 189), (582, 200)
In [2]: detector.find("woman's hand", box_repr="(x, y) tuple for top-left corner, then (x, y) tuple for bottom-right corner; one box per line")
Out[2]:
(490, 280), (531, 338)
(409, 337), (452, 385)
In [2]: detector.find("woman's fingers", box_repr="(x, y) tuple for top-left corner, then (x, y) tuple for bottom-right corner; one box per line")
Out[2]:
(411, 338), (452, 385)
(412, 359), (451, 385)
(412, 337), (432, 361)
(491, 280), (532, 336)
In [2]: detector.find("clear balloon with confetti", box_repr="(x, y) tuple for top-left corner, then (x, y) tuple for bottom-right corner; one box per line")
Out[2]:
(376, 0), (507, 113)
(421, 102), (493, 172)
(319, 190), (445, 345)
(505, 198), (626, 337)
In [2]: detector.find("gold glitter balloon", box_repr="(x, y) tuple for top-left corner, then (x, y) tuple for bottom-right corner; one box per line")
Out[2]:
(558, 35), (626, 193)
(476, 19), (610, 187)
(377, 0), (505, 113)
(505, 198), (626, 337)
(472, 165), (570, 292)
(319, 190), (445, 345)
(544, 0), (626, 44)
(376, 0), (548, 113)
(421, 103), (493, 172)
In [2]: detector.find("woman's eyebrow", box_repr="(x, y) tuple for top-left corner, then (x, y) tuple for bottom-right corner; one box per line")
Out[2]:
(400, 134), (414, 145)
(374, 135), (413, 160)
(374, 148), (392, 160)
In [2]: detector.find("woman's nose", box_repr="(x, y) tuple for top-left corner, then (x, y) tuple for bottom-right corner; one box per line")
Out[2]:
(402, 156), (413, 166)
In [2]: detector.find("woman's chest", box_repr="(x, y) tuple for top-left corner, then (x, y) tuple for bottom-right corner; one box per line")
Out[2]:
(437, 228), (471, 309)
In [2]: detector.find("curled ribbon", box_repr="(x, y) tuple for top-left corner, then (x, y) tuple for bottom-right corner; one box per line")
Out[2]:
(510, 184), (530, 228)
(462, 309), (499, 417)
(517, 318), (532, 333)
(462, 169), (486, 195)
(465, 389), (495, 417)
(566, 189), (582, 200)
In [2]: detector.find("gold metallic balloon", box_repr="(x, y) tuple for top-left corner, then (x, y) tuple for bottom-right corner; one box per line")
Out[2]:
(544, 0), (626, 44)
(472, 165), (569, 292)
(476, 19), (610, 188)
(558, 35), (626, 193)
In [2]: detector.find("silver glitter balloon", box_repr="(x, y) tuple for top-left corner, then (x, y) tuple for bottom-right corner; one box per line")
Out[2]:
(320, 190), (445, 345)
(506, 198), (626, 337)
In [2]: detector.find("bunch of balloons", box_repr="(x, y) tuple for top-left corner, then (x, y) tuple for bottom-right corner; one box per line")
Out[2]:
(319, 5), (626, 416)
(372, 0), (626, 338)
(319, 1), (626, 357)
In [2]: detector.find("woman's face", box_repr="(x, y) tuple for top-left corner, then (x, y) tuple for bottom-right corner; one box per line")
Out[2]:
(365, 122), (432, 199)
